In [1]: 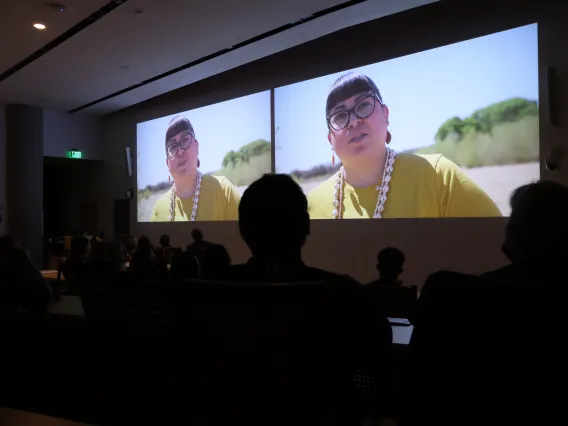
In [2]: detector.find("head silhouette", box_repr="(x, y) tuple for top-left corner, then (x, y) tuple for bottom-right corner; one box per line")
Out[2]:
(377, 247), (405, 284)
(239, 174), (310, 260)
(70, 235), (90, 257)
(136, 236), (153, 251)
(191, 228), (204, 242)
(504, 180), (568, 262)
(159, 234), (171, 247)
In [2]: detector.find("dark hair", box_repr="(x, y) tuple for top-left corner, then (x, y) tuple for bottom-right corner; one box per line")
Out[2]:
(191, 228), (204, 242)
(159, 234), (171, 247)
(137, 236), (153, 250)
(378, 247), (405, 270)
(165, 116), (195, 146)
(239, 174), (309, 256)
(326, 72), (383, 118)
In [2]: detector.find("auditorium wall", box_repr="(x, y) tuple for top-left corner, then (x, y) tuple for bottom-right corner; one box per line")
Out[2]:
(100, 0), (568, 286)
(0, 104), (6, 235)
(43, 110), (103, 160)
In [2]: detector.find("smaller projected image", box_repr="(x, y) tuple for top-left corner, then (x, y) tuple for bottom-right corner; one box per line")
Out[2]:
(275, 24), (539, 218)
(137, 91), (271, 222)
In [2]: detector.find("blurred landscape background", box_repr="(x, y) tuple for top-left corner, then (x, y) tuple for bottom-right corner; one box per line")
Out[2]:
(137, 139), (270, 221)
(288, 98), (540, 216)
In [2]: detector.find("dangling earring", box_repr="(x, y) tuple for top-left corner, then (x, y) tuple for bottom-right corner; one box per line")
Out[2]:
(168, 175), (171, 183)
(331, 149), (335, 166)
(197, 158), (200, 168)
(386, 131), (392, 144)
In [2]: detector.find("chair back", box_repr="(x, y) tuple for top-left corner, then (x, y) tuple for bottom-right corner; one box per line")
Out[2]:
(364, 285), (417, 318)
(402, 271), (562, 426)
(169, 280), (376, 423)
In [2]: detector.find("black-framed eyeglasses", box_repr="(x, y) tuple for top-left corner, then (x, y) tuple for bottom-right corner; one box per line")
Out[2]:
(327, 93), (383, 131)
(166, 131), (194, 159)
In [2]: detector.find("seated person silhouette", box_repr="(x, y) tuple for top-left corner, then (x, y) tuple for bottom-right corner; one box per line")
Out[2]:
(224, 174), (360, 284)
(155, 233), (173, 262)
(187, 228), (230, 279)
(222, 174), (392, 390)
(130, 236), (166, 279)
(186, 228), (211, 259)
(483, 180), (568, 283)
(367, 247), (405, 286)
(86, 240), (126, 276)
(0, 235), (52, 312)
(159, 234), (171, 248)
(200, 243), (231, 279)
(170, 251), (200, 280)
(63, 235), (90, 280)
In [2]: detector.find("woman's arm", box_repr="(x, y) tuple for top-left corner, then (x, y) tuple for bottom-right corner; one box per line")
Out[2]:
(435, 156), (502, 217)
(221, 178), (241, 220)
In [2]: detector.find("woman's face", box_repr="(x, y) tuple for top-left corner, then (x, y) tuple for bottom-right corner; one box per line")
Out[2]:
(328, 91), (389, 164)
(166, 131), (199, 182)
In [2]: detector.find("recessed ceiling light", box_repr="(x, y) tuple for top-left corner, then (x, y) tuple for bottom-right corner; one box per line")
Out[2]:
(120, 65), (129, 70)
(33, 23), (46, 30)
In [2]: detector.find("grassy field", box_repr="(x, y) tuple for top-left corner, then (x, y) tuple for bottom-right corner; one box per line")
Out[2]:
(414, 115), (538, 168)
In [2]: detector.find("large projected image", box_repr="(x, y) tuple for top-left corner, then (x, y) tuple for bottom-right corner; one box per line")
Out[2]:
(275, 24), (538, 218)
(137, 91), (271, 222)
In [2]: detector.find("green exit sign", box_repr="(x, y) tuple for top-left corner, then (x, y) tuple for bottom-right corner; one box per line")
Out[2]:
(67, 150), (83, 159)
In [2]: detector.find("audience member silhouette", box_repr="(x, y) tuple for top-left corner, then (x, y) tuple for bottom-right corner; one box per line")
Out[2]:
(186, 228), (211, 259)
(170, 252), (200, 280)
(86, 240), (125, 276)
(63, 235), (90, 281)
(0, 235), (52, 312)
(159, 234), (171, 248)
(483, 180), (568, 282)
(155, 234), (173, 262)
(89, 231), (104, 248)
(219, 174), (393, 420)
(225, 174), (382, 289)
(200, 243), (231, 279)
(367, 247), (405, 286)
(186, 228), (230, 278)
(130, 236), (156, 271)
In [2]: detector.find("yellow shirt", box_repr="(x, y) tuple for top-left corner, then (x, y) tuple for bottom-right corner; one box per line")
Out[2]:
(307, 153), (502, 219)
(151, 175), (240, 221)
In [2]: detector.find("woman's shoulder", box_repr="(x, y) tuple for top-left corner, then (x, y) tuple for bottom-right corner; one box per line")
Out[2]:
(200, 174), (238, 193)
(394, 152), (459, 180)
(306, 171), (341, 199)
(306, 172), (340, 219)
(395, 152), (444, 169)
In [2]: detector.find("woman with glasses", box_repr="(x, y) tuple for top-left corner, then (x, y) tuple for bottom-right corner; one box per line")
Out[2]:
(150, 116), (240, 221)
(307, 72), (502, 219)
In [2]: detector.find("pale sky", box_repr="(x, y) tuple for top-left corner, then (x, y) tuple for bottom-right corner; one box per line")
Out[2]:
(136, 23), (538, 186)
(275, 24), (538, 173)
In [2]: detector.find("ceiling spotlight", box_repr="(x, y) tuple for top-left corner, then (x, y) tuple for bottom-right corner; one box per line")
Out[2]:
(119, 65), (129, 70)
(33, 23), (46, 30)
